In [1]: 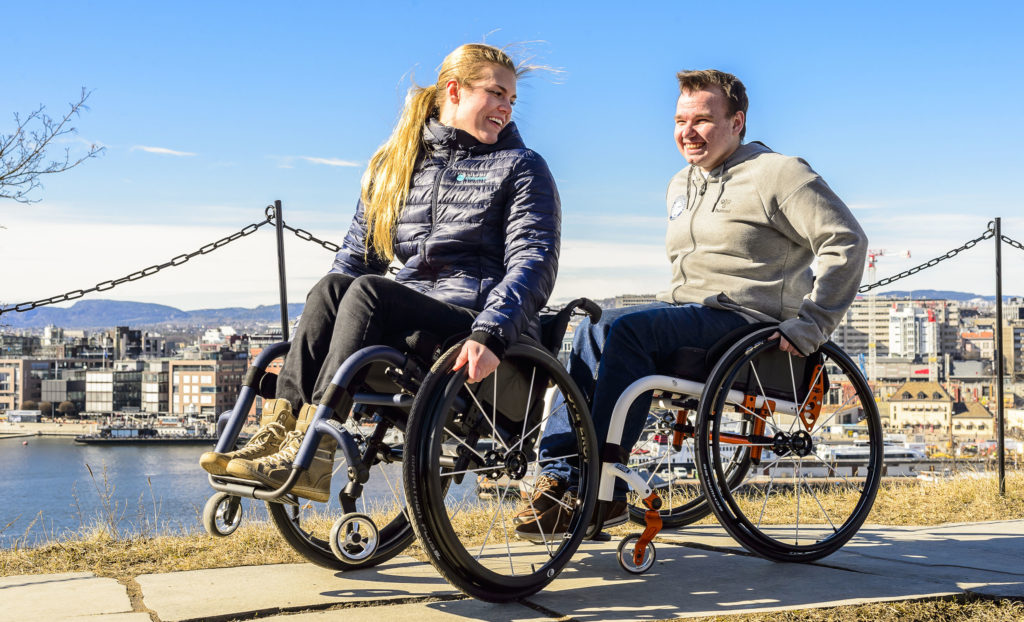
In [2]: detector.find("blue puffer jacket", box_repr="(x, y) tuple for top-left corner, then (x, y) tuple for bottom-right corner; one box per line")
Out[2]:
(330, 118), (561, 357)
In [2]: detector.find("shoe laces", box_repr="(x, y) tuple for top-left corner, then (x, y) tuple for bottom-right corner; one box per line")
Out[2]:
(234, 423), (287, 458)
(256, 430), (304, 467)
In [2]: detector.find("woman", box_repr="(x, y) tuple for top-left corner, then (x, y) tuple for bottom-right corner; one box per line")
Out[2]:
(199, 43), (560, 502)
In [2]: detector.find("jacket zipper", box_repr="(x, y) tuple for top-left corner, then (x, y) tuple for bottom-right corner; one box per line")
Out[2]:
(424, 149), (458, 269)
(678, 170), (708, 284)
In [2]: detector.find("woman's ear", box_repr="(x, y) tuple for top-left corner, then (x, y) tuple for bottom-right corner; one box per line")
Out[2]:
(445, 79), (461, 105)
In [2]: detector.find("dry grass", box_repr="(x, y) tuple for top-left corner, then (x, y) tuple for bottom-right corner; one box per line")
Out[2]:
(691, 596), (1024, 622)
(2, 471), (1022, 622)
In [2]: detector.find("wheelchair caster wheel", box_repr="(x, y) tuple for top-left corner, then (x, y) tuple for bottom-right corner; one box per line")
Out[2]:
(203, 492), (242, 537)
(617, 534), (656, 574)
(330, 513), (379, 564)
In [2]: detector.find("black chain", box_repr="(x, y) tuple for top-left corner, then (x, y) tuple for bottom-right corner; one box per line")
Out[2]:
(266, 205), (341, 253)
(1003, 234), (1024, 253)
(0, 219), (272, 315)
(858, 229), (995, 293)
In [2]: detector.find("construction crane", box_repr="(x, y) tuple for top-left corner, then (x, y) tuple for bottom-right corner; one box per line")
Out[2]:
(866, 249), (911, 382)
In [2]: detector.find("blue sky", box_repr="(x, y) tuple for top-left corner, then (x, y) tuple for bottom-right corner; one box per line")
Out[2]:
(3, 1), (1023, 311)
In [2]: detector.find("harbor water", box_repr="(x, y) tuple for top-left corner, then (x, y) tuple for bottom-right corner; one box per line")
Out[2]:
(0, 436), (408, 548)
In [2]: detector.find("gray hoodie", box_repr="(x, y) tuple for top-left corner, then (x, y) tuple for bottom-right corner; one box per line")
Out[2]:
(656, 141), (867, 355)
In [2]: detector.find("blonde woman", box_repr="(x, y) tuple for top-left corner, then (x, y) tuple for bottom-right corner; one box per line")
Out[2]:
(200, 44), (560, 502)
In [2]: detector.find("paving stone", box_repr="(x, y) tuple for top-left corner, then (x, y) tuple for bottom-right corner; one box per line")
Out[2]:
(136, 557), (458, 622)
(523, 541), (957, 621)
(256, 599), (555, 621)
(0, 572), (134, 622)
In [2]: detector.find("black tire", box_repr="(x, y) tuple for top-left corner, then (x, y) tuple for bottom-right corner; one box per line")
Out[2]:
(267, 417), (414, 570)
(403, 341), (599, 602)
(626, 402), (750, 528)
(695, 327), (883, 562)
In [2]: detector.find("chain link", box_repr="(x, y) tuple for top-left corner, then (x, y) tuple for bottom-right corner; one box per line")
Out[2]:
(0, 219), (272, 316)
(265, 204), (342, 253)
(858, 229), (995, 293)
(1002, 234), (1024, 253)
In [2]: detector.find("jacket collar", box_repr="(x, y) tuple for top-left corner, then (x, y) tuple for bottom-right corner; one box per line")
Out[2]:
(423, 117), (525, 156)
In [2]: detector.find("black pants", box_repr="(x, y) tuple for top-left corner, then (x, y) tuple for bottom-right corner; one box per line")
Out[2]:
(276, 273), (477, 407)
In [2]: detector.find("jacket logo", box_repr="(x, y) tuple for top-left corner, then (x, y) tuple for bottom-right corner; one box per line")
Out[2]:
(456, 173), (488, 182)
(669, 196), (686, 220)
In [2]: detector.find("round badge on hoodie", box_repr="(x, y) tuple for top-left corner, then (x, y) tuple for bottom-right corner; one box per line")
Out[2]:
(669, 195), (686, 220)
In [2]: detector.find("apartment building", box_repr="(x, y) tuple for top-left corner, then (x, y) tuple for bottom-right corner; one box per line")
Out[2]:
(169, 353), (246, 416)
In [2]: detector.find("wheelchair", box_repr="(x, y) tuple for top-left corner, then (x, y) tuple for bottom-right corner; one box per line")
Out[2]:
(201, 298), (603, 581)
(203, 306), (882, 603)
(400, 321), (882, 595)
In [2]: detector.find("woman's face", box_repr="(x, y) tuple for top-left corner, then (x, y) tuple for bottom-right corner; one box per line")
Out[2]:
(441, 64), (517, 144)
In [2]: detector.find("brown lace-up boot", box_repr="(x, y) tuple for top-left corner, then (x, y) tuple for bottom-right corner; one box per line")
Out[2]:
(199, 399), (296, 476)
(226, 403), (336, 502)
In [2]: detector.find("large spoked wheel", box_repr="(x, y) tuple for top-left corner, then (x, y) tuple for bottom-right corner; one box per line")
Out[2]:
(627, 401), (750, 528)
(695, 328), (883, 562)
(404, 341), (599, 602)
(267, 417), (414, 570)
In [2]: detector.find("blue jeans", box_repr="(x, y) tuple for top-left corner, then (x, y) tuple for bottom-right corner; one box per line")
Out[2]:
(539, 302), (748, 498)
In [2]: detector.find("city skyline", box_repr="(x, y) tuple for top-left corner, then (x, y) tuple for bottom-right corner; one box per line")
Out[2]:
(3, 2), (1023, 309)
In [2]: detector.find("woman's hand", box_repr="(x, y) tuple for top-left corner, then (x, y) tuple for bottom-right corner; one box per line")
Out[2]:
(771, 331), (804, 357)
(453, 341), (500, 383)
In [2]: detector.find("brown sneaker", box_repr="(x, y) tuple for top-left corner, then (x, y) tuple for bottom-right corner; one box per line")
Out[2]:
(512, 474), (568, 525)
(226, 403), (336, 502)
(199, 399), (297, 475)
(514, 487), (578, 543)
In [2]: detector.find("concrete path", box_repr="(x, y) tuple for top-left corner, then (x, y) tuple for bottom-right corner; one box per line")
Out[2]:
(3, 520), (1022, 622)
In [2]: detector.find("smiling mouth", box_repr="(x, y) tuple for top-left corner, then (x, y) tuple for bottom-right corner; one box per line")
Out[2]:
(684, 142), (706, 150)
(487, 116), (504, 128)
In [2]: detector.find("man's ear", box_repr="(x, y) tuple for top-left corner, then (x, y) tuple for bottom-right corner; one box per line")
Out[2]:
(732, 110), (746, 136)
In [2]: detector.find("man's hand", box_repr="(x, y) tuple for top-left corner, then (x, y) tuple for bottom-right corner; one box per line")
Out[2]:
(453, 341), (500, 383)
(771, 331), (805, 357)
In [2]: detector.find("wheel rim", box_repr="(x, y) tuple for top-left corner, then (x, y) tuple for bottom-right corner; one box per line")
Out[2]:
(699, 332), (882, 557)
(414, 346), (597, 590)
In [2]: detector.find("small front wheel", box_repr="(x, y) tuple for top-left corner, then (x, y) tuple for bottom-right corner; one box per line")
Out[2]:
(330, 513), (380, 564)
(617, 534), (656, 574)
(203, 492), (242, 537)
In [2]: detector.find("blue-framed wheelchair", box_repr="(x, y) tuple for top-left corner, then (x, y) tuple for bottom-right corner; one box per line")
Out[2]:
(202, 303), (882, 602)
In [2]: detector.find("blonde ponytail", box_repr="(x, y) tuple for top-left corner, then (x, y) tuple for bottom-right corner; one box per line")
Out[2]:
(360, 84), (439, 261)
(359, 43), (524, 262)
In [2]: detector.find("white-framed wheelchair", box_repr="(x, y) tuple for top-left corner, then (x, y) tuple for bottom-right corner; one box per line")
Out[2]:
(398, 322), (882, 598)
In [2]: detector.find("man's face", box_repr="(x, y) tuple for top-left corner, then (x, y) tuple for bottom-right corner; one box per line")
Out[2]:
(674, 87), (744, 171)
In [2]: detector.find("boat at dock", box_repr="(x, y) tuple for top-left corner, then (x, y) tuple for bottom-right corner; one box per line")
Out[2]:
(74, 416), (219, 445)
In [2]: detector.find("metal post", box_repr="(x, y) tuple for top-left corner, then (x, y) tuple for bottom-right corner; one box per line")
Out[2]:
(993, 218), (1005, 495)
(274, 200), (290, 341)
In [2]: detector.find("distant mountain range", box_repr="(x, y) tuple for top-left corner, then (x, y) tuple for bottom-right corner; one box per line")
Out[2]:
(1, 289), (1018, 330)
(0, 299), (305, 330)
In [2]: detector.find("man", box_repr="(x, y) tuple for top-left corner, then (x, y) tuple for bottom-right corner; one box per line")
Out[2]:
(514, 69), (867, 541)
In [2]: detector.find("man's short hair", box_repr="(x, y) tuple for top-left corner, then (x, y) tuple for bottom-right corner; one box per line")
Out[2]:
(676, 69), (748, 140)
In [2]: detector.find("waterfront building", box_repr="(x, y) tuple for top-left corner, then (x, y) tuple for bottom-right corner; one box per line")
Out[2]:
(85, 360), (143, 414)
(951, 402), (994, 439)
(832, 298), (961, 358)
(169, 352), (246, 416)
(142, 360), (170, 414)
(41, 369), (87, 413)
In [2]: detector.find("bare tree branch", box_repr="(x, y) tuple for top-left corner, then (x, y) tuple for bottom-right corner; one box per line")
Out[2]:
(0, 88), (106, 203)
